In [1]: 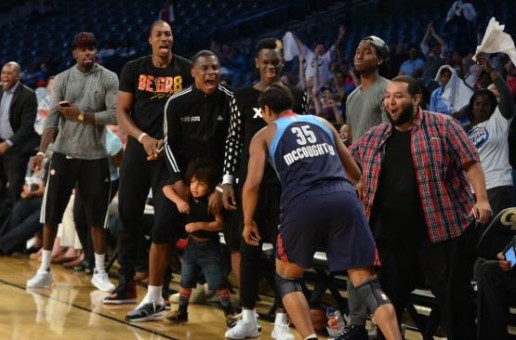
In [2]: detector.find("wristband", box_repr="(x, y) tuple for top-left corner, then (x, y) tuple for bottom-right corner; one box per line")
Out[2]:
(216, 186), (224, 193)
(137, 132), (148, 143)
(222, 174), (234, 185)
(36, 151), (45, 157)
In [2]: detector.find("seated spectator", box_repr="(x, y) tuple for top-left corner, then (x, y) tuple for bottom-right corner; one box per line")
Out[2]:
(0, 157), (48, 254)
(476, 241), (516, 340)
(429, 65), (473, 118)
(399, 45), (425, 78)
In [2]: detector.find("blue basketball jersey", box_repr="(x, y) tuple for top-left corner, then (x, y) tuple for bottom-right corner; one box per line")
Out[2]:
(269, 114), (348, 210)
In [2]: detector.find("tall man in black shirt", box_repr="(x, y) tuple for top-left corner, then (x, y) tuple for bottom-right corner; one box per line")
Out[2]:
(103, 21), (193, 322)
(223, 38), (306, 340)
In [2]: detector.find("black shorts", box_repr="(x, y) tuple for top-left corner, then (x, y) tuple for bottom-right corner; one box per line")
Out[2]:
(277, 183), (375, 272)
(41, 152), (111, 228)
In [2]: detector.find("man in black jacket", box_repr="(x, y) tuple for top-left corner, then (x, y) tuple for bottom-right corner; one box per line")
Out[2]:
(0, 61), (39, 211)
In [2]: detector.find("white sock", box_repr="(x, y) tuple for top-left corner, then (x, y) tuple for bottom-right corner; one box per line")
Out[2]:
(304, 334), (317, 340)
(94, 253), (105, 273)
(39, 250), (52, 272)
(242, 308), (256, 324)
(274, 312), (288, 325)
(147, 285), (162, 303)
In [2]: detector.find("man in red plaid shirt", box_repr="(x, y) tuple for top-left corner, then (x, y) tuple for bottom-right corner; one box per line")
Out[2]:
(350, 75), (492, 339)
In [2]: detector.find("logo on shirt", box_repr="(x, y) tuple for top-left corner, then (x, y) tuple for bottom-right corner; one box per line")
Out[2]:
(180, 115), (201, 123)
(252, 107), (262, 119)
(467, 126), (489, 149)
(138, 74), (184, 100)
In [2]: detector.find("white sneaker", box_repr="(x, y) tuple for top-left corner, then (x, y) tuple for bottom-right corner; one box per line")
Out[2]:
(225, 319), (261, 339)
(91, 271), (115, 292)
(271, 322), (295, 340)
(27, 271), (52, 288)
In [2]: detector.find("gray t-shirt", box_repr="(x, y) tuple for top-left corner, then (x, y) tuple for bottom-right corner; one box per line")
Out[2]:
(45, 64), (118, 159)
(346, 77), (389, 141)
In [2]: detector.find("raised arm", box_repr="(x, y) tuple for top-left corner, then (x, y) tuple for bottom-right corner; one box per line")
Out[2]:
(476, 53), (514, 120)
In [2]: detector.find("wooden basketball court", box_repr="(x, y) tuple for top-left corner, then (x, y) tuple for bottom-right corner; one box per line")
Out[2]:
(5, 253), (498, 340)
(0, 254), (295, 340)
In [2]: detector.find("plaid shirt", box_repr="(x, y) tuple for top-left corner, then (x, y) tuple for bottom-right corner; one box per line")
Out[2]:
(350, 109), (480, 243)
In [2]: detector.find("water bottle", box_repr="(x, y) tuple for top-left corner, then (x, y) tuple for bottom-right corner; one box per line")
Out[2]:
(325, 306), (346, 338)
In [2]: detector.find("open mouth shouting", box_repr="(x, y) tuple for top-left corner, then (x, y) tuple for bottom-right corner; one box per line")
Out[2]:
(158, 43), (170, 56)
(203, 75), (219, 93)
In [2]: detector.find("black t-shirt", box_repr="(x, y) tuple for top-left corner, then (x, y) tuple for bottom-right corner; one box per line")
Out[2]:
(370, 128), (427, 241)
(233, 84), (306, 183)
(165, 85), (232, 182)
(118, 55), (193, 138)
(186, 196), (218, 241)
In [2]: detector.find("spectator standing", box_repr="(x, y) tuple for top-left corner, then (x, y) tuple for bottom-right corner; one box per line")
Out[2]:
(222, 38), (306, 340)
(346, 36), (390, 143)
(351, 76), (491, 339)
(26, 32), (119, 293)
(0, 62), (39, 214)
(103, 21), (192, 317)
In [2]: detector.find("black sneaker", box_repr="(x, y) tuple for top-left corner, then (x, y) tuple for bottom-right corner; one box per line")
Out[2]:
(125, 302), (167, 322)
(165, 309), (188, 323)
(103, 280), (137, 304)
(334, 325), (368, 340)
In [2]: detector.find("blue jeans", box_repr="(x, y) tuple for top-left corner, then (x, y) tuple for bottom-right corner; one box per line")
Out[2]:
(180, 237), (228, 291)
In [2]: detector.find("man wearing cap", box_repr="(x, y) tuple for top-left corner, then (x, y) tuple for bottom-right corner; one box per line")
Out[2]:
(103, 20), (192, 321)
(0, 61), (39, 215)
(341, 35), (390, 339)
(346, 35), (390, 143)
(26, 32), (119, 292)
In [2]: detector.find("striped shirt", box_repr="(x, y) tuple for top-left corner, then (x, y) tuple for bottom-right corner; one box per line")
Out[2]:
(350, 109), (479, 243)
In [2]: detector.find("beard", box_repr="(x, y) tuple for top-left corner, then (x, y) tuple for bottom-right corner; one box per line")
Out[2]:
(388, 102), (414, 126)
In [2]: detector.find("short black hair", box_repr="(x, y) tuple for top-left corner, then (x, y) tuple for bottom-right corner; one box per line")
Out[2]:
(258, 83), (294, 114)
(391, 75), (422, 96)
(149, 20), (171, 37)
(192, 50), (218, 65)
(185, 158), (220, 193)
(255, 37), (282, 56)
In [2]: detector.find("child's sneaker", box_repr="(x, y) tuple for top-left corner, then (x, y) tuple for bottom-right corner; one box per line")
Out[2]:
(165, 309), (188, 323)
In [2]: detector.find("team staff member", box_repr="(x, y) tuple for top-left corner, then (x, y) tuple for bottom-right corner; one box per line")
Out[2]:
(243, 84), (401, 340)
(0, 61), (39, 211)
(222, 38), (306, 340)
(26, 32), (118, 292)
(104, 20), (192, 321)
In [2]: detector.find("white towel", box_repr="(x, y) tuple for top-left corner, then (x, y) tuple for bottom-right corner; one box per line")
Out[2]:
(474, 17), (516, 67)
(282, 31), (299, 62)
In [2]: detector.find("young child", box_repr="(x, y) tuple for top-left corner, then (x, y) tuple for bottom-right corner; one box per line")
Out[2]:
(163, 158), (234, 326)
